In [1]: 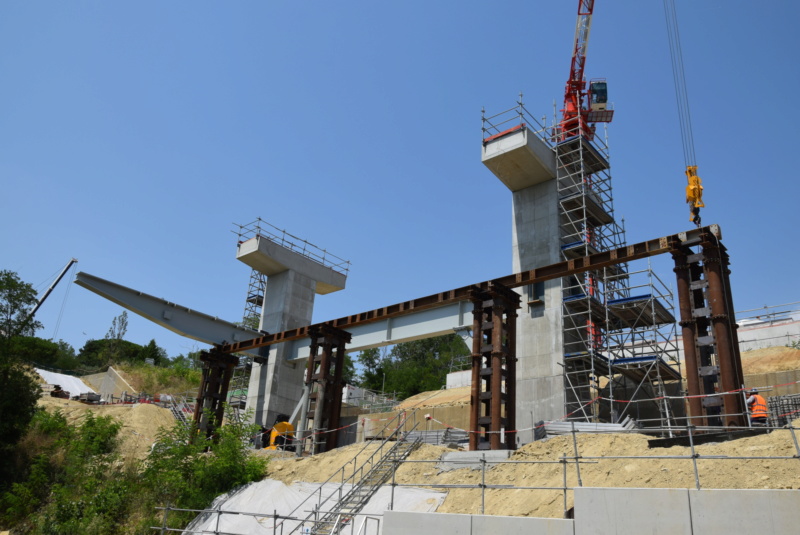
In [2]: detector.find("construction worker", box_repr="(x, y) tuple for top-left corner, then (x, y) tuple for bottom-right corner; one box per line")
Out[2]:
(265, 414), (295, 451)
(745, 388), (768, 427)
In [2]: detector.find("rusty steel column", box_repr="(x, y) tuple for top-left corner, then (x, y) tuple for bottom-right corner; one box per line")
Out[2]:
(468, 283), (520, 451)
(194, 348), (240, 441)
(672, 249), (705, 426)
(490, 298), (504, 450)
(469, 291), (484, 451)
(702, 242), (745, 426)
(304, 324), (352, 453)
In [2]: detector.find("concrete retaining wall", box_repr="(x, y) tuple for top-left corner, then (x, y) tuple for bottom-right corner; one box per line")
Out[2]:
(574, 487), (800, 535)
(382, 511), (573, 535)
(381, 488), (800, 535)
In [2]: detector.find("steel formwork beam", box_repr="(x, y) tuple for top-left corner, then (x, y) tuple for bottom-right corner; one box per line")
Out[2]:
(220, 225), (722, 355)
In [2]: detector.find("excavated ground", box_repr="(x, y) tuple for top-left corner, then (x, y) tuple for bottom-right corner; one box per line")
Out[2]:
(263, 421), (800, 518)
(32, 345), (800, 517)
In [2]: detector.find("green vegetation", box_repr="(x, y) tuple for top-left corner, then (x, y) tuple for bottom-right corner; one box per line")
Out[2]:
(0, 406), (267, 534)
(356, 333), (470, 398)
(0, 270), (261, 533)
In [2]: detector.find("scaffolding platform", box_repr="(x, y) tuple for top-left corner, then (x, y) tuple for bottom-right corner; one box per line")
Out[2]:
(564, 351), (612, 376)
(608, 295), (675, 328)
(563, 293), (608, 325)
(481, 124), (557, 191)
(556, 135), (610, 175)
(610, 355), (682, 382)
(559, 190), (614, 227)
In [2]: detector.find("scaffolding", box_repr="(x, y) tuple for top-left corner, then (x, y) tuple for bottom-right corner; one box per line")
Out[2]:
(481, 99), (682, 428)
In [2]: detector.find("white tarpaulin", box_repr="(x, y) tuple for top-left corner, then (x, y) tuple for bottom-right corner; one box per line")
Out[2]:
(36, 369), (95, 396)
(183, 479), (446, 535)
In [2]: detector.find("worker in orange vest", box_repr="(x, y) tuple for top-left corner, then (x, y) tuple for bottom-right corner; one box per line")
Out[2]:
(745, 388), (768, 426)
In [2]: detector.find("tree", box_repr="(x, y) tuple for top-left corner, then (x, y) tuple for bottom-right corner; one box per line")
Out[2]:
(78, 338), (143, 368)
(104, 310), (128, 361)
(0, 270), (42, 357)
(137, 339), (168, 366)
(357, 335), (470, 398)
(0, 271), (43, 481)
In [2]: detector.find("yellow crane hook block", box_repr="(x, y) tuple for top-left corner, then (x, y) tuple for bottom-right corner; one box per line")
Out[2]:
(685, 165), (704, 226)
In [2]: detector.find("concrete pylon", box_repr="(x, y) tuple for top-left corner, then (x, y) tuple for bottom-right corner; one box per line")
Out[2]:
(237, 234), (347, 428)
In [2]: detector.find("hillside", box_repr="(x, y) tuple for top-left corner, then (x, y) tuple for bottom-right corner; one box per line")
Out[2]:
(263, 422), (800, 518)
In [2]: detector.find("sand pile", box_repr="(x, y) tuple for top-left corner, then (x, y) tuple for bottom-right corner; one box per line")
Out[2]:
(37, 396), (175, 460)
(266, 422), (800, 518)
(740, 346), (800, 374)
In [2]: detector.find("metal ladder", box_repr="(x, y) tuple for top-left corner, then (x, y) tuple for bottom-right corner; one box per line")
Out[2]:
(303, 436), (421, 535)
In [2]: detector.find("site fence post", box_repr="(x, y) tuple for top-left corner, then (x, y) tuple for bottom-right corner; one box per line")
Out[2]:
(477, 454), (485, 514)
(160, 501), (170, 534)
(789, 425), (800, 460)
(215, 508), (221, 535)
(571, 423), (583, 486)
(561, 455), (568, 518)
(390, 461), (397, 511)
(687, 425), (701, 490)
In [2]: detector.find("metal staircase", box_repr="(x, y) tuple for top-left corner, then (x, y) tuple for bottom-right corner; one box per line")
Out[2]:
(167, 395), (193, 426)
(303, 436), (421, 535)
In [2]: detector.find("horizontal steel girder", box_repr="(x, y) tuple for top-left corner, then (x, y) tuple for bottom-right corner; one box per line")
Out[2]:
(222, 225), (722, 354)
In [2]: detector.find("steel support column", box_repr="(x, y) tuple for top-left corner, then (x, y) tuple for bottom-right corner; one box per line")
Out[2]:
(469, 283), (520, 451)
(672, 249), (705, 426)
(194, 348), (240, 440)
(303, 324), (351, 454)
(702, 241), (745, 426)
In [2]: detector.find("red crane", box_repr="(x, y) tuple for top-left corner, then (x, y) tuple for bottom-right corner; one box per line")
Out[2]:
(560, 0), (614, 140)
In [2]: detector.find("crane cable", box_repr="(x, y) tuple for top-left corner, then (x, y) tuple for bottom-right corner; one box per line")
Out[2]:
(663, 0), (704, 226)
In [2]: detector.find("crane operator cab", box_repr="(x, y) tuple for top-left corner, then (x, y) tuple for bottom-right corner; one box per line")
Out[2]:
(589, 80), (608, 111)
(264, 414), (296, 452)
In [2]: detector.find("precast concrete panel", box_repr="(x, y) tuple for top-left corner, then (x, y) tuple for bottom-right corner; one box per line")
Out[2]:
(383, 511), (574, 535)
(382, 511), (472, 535)
(574, 488), (692, 535)
(470, 514), (574, 535)
(689, 489), (800, 534)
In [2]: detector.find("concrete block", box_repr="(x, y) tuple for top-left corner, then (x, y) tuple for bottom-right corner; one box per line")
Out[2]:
(689, 489), (800, 534)
(471, 514), (574, 535)
(437, 450), (512, 472)
(382, 511), (471, 535)
(574, 487), (692, 535)
(482, 128), (556, 192)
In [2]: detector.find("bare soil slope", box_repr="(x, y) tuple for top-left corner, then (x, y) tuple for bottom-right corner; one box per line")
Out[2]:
(740, 346), (800, 374)
(37, 397), (174, 460)
(265, 422), (800, 518)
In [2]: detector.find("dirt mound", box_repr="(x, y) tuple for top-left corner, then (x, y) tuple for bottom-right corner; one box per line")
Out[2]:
(266, 421), (800, 518)
(37, 396), (175, 460)
(741, 346), (800, 374)
(394, 387), (471, 410)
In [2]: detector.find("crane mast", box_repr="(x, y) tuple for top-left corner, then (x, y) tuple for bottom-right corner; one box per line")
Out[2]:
(560, 0), (613, 140)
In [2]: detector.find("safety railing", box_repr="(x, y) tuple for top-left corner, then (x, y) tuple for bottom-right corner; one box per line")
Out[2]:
(234, 218), (351, 276)
(152, 420), (800, 534)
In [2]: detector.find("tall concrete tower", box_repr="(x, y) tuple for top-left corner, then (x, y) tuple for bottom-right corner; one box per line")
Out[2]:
(481, 106), (565, 442)
(235, 220), (348, 427)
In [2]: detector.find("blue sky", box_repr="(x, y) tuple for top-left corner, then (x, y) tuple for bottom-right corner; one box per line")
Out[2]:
(2, 1), (798, 359)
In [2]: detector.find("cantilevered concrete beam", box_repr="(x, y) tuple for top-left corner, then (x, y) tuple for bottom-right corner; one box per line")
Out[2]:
(237, 235), (346, 295)
(74, 271), (473, 360)
(74, 272), (263, 356)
